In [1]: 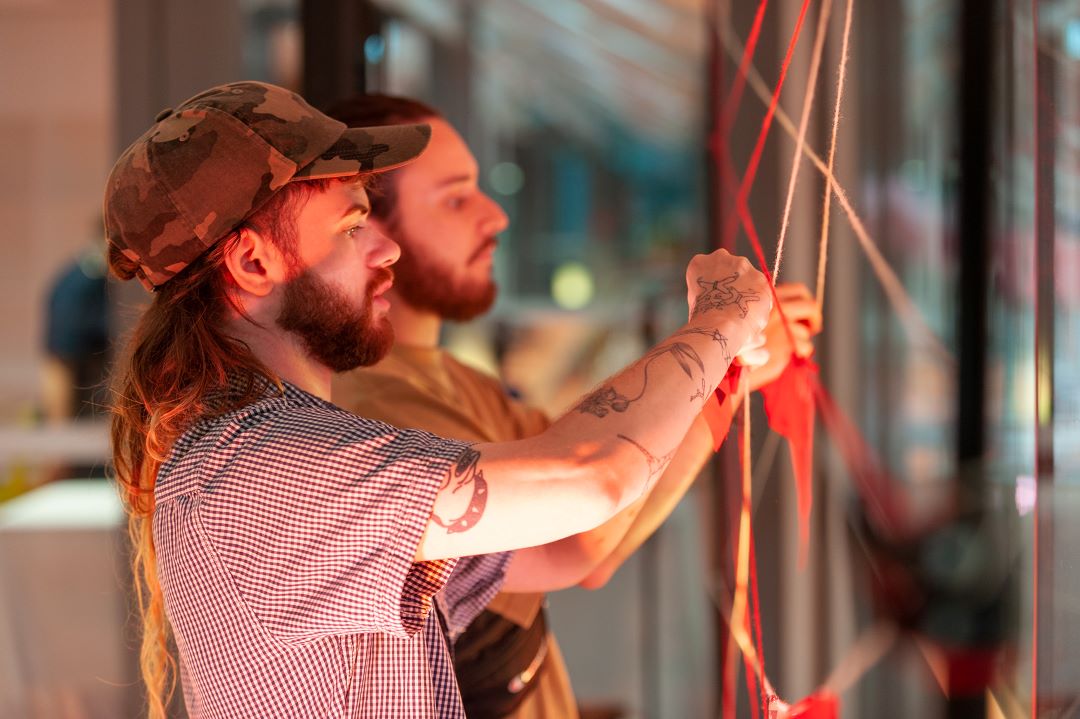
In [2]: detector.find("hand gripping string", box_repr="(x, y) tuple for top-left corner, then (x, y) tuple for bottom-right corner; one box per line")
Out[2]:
(729, 0), (813, 358)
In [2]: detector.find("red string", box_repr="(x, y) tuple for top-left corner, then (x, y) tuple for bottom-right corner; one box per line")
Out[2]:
(714, 3), (813, 715)
(811, 379), (909, 536)
(722, 634), (739, 717)
(717, 0), (771, 250)
(722, 0), (771, 128)
(713, 3), (771, 715)
(728, 0), (813, 246)
(744, 648), (761, 719)
(726, 0), (813, 347)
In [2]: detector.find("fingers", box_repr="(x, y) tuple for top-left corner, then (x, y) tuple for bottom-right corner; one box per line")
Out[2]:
(737, 348), (770, 369)
(735, 346), (770, 369)
(762, 309), (816, 360)
(788, 322), (815, 358)
(742, 331), (767, 352)
(773, 282), (812, 301)
(772, 282), (823, 334)
(734, 330), (769, 369)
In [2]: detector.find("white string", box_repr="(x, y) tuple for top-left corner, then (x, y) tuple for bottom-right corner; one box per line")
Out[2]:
(816, 0), (855, 311)
(720, 20), (953, 363)
(773, 0), (833, 281)
(728, 383), (766, 683)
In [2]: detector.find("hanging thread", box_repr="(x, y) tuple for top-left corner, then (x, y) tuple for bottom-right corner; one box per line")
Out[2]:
(720, 19), (953, 363)
(815, 0), (855, 311)
(774, 0), (833, 281)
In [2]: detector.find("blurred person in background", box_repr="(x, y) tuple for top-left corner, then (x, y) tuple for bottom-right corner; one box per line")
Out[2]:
(328, 95), (821, 719)
(40, 222), (110, 479)
(105, 81), (773, 718)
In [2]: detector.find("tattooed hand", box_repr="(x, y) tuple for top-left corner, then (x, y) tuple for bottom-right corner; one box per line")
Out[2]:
(685, 250), (771, 332)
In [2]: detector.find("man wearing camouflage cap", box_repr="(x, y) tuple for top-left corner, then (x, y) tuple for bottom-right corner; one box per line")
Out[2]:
(106, 80), (771, 718)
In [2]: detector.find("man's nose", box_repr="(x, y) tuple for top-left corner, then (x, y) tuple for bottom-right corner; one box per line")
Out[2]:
(370, 228), (401, 268)
(481, 193), (510, 236)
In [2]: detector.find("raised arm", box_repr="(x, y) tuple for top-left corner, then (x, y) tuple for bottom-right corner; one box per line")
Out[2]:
(415, 250), (771, 561)
(495, 282), (821, 591)
(497, 412), (714, 592)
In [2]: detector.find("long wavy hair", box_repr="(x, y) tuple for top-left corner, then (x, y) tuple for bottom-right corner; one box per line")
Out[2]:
(109, 178), (335, 717)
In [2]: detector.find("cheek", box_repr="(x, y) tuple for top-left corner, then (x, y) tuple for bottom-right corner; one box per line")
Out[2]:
(298, 237), (346, 272)
(314, 250), (370, 292)
(401, 210), (463, 251)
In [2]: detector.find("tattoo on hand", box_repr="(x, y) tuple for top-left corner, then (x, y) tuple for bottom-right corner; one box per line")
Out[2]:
(691, 274), (761, 319)
(432, 446), (488, 534)
(576, 341), (709, 416)
(618, 433), (676, 482)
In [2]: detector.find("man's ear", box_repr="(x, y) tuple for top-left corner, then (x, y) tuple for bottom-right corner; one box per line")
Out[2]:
(223, 227), (290, 296)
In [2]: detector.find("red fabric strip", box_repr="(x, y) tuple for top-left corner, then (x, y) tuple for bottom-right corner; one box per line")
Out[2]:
(760, 357), (819, 567)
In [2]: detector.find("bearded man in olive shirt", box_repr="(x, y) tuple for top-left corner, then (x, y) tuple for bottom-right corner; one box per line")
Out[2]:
(329, 96), (821, 718)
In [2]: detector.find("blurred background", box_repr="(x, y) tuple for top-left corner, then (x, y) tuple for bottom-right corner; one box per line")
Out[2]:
(1, 0), (1078, 716)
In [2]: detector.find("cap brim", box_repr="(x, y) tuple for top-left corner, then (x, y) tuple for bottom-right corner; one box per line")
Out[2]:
(293, 123), (432, 180)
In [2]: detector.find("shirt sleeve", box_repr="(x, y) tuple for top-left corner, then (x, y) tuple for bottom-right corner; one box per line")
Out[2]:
(196, 405), (470, 643)
(439, 551), (514, 640)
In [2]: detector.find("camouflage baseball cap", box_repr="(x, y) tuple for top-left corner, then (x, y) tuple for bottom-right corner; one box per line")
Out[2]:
(104, 81), (431, 290)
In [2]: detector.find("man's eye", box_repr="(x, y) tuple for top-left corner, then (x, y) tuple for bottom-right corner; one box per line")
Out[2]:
(446, 196), (465, 210)
(345, 226), (362, 237)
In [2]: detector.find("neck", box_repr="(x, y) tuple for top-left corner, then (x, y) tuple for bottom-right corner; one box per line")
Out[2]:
(225, 315), (332, 400)
(386, 287), (443, 349)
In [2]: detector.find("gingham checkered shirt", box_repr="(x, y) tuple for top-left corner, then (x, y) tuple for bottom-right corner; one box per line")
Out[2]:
(154, 381), (510, 718)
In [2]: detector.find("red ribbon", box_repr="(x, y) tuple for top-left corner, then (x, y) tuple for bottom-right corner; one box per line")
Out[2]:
(760, 355), (819, 568)
(784, 691), (840, 718)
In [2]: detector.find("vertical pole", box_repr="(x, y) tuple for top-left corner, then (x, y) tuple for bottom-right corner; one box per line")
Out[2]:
(301, 0), (379, 110)
(952, 0), (995, 716)
(1032, 2), (1056, 712)
(955, 0), (993, 481)
(639, 298), (661, 719)
(705, 1), (741, 715)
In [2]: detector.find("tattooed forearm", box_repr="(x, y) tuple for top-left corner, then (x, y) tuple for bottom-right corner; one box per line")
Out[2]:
(691, 274), (761, 319)
(432, 446), (488, 533)
(674, 327), (732, 363)
(617, 433), (676, 482)
(575, 340), (711, 416)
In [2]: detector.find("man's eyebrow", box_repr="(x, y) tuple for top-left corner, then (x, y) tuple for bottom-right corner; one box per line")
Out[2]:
(435, 174), (473, 189)
(339, 202), (371, 219)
